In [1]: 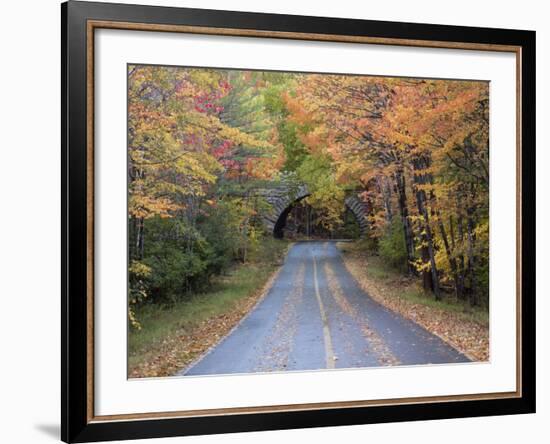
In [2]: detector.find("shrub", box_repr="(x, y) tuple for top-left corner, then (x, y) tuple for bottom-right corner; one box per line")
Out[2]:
(128, 260), (152, 329)
(378, 218), (408, 271)
(133, 197), (277, 307)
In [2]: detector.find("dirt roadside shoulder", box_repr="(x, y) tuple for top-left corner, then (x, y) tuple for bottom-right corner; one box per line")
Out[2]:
(337, 243), (489, 362)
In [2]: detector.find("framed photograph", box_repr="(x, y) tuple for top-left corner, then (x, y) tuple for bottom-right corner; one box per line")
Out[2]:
(61, 1), (535, 442)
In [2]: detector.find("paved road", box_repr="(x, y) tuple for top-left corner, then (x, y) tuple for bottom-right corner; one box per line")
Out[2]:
(182, 242), (468, 376)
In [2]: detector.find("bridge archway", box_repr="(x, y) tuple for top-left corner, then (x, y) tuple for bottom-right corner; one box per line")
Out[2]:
(272, 194), (310, 239)
(264, 189), (368, 239)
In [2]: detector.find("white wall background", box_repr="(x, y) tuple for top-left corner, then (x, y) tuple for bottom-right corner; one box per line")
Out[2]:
(0, 1), (546, 443)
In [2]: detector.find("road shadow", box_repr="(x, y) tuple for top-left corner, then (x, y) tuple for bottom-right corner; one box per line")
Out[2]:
(34, 424), (59, 440)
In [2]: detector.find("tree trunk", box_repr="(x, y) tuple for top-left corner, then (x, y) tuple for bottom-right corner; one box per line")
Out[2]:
(437, 218), (461, 299)
(135, 217), (145, 260)
(412, 156), (441, 300)
(456, 210), (467, 300)
(414, 189), (440, 298)
(379, 176), (393, 223)
(129, 216), (137, 261)
(307, 205), (311, 238)
(448, 214), (464, 299)
(466, 208), (479, 306)
(394, 168), (416, 275)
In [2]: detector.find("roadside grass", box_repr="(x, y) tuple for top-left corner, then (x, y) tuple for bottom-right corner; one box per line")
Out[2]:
(129, 238), (289, 377)
(338, 241), (489, 361)
(129, 266), (272, 362)
(339, 242), (488, 326)
(398, 286), (489, 326)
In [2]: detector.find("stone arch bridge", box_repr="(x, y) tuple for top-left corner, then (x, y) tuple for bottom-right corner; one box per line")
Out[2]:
(257, 184), (369, 238)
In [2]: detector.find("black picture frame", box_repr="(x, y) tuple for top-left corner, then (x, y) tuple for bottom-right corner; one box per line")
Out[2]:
(61, 1), (536, 442)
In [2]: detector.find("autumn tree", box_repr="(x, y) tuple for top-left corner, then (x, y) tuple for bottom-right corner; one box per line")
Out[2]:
(127, 66), (284, 322)
(290, 73), (489, 303)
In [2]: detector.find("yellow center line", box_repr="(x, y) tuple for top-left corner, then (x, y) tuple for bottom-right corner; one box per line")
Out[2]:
(312, 253), (335, 369)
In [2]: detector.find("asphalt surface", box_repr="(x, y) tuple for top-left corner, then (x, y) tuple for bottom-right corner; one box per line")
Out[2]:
(182, 242), (469, 376)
